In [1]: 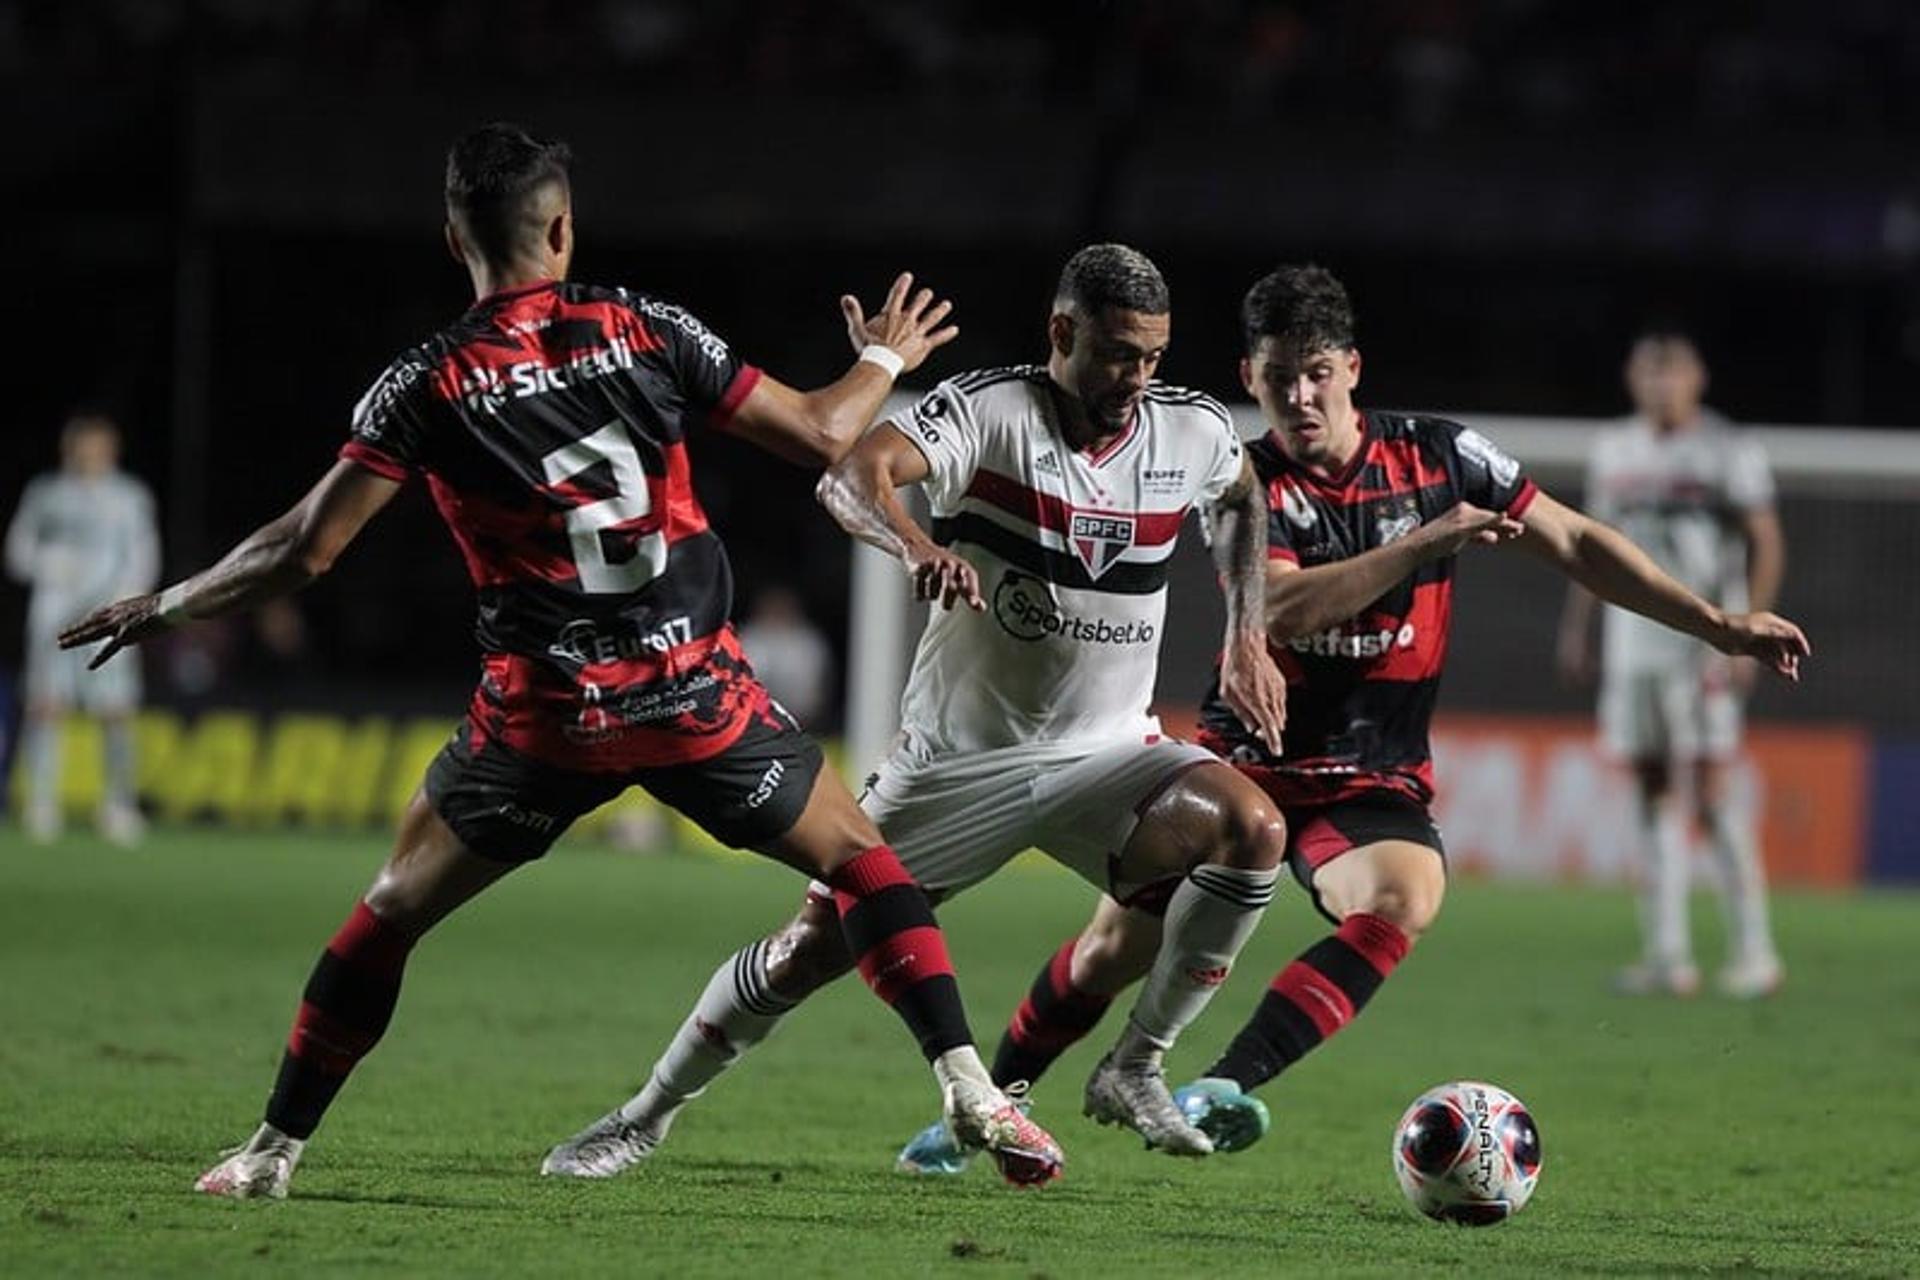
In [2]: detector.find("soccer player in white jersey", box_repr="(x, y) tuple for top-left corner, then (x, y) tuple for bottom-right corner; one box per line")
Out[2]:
(5, 413), (159, 844)
(542, 244), (1294, 1180)
(1558, 332), (1788, 998)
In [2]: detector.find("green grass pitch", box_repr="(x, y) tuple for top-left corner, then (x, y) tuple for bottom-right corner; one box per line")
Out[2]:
(3, 827), (1917, 1277)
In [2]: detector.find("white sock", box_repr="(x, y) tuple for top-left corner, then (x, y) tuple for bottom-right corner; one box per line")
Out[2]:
(1634, 793), (1692, 968)
(1122, 864), (1277, 1055)
(23, 717), (59, 819)
(1703, 804), (1778, 967)
(102, 718), (137, 813)
(931, 1045), (994, 1094)
(616, 938), (796, 1134)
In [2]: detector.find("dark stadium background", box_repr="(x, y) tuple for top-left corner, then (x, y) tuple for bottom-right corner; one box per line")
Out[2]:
(4, 1), (1917, 728)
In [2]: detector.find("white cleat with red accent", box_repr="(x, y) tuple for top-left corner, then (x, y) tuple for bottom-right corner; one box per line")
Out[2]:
(942, 1079), (1063, 1186)
(194, 1124), (304, 1200)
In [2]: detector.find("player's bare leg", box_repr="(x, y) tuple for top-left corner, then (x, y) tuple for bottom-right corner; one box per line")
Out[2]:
(19, 699), (65, 842)
(196, 791), (521, 1200)
(1181, 839), (1434, 1149)
(1616, 760), (1701, 996)
(1082, 763), (1284, 1156)
(543, 767), (1063, 1185)
(1694, 759), (1781, 997)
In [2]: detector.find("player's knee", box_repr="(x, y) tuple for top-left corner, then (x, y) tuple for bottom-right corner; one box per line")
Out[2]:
(764, 906), (854, 999)
(1361, 877), (1444, 939)
(361, 875), (432, 935)
(1192, 782), (1287, 873)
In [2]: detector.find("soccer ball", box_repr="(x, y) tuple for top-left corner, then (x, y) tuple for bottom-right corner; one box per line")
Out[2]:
(1391, 1081), (1541, 1225)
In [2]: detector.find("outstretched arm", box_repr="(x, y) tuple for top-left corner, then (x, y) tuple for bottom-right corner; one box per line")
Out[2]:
(814, 421), (984, 611)
(1205, 456), (1288, 752)
(1266, 502), (1523, 642)
(58, 460), (402, 668)
(724, 272), (958, 468)
(1515, 490), (1809, 680)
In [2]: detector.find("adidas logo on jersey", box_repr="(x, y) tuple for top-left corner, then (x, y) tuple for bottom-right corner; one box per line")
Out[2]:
(1034, 450), (1061, 476)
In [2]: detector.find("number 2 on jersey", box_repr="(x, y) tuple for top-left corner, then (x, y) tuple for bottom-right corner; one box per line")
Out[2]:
(541, 421), (668, 593)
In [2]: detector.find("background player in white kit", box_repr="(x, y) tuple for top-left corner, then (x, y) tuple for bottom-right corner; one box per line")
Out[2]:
(1558, 332), (1787, 998)
(543, 244), (1294, 1178)
(6, 413), (159, 844)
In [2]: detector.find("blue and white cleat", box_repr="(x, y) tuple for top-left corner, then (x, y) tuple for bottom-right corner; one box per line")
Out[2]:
(896, 1116), (975, 1176)
(1173, 1078), (1271, 1154)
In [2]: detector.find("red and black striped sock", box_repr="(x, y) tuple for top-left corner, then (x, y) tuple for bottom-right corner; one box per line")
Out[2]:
(265, 902), (419, 1139)
(990, 938), (1115, 1087)
(829, 847), (972, 1061)
(1206, 913), (1411, 1091)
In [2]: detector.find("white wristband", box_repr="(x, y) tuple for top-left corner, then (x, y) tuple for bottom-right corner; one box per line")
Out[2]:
(857, 344), (905, 379)
(155, 583), (192, 626)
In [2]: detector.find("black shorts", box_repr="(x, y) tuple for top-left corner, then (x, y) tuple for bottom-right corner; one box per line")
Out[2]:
(1280, 790), (1446, 925)
(424, 709), (824, 863)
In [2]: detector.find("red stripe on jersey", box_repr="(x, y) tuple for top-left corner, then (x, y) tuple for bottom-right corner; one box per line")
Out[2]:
(1506, 479), (1540, 518)
(427, 475), (575, 587)
(471, 629), (769, 770)
(1269, 546), (1300, 564)
(339, 440), (411, 483)
(964, 469), (1186, 545)
(430, 438), (712, 590)
(1081, 413), (1138, 464)
(710, 365), (763, 430)
(1363, 580), (1452, 683)
(429, 292), (668, 405)
(570, 615), (739, 687)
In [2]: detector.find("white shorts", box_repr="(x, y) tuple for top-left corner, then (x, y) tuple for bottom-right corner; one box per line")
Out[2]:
(1600, 664), (1741, 763)
(21, 636), (141, 713)
(817, 735), (1218, 903)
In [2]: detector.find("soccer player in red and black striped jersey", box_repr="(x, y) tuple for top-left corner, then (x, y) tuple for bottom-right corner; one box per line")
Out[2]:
(59, 123), (1062, 1197)
(931, 264), (1810, 1158)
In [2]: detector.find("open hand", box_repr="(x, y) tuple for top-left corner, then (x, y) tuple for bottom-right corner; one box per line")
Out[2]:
(841, 272), (959, 375)
(57, 593), (163, 670)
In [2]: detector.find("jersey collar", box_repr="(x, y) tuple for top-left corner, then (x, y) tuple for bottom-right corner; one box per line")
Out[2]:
(1269, 410), (1373, 490)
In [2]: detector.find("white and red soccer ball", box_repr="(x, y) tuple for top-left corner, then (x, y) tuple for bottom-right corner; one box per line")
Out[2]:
(1391, 1081), (1542, 1225)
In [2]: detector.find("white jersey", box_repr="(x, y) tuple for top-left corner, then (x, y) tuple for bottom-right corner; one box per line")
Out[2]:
(1584, 412), (1772, 676)
(892, 366), (1244, 756)
(5, 470), (160, 640)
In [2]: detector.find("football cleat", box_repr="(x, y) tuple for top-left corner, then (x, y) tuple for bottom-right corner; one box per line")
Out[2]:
(1611, 960), (1702, 997)
(942, 1079), (1062, 1186)
(194, 1125), (304, 1200)
(1084, 1052), (1213, 1157)
(99, 803), (146, 848)
(1173, 1078), (1271, 1153)
(896, 1116), (975, 1176)
(1717, 956), (1784, 1000)
(540, 1110), (662, 1179)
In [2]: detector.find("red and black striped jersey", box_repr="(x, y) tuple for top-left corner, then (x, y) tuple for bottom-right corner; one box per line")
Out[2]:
(340, 279), (772, 771)
(1198, 411), (1538, 805)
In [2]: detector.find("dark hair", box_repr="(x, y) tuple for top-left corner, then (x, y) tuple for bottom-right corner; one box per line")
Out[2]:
(444, 123), (572, 266)
(1241, 264), (1355, 356)
(1054, 243), (1170, 316)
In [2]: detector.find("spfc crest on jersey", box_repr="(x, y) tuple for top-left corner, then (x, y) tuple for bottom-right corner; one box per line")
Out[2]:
(1068, 510), (1136, 580)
